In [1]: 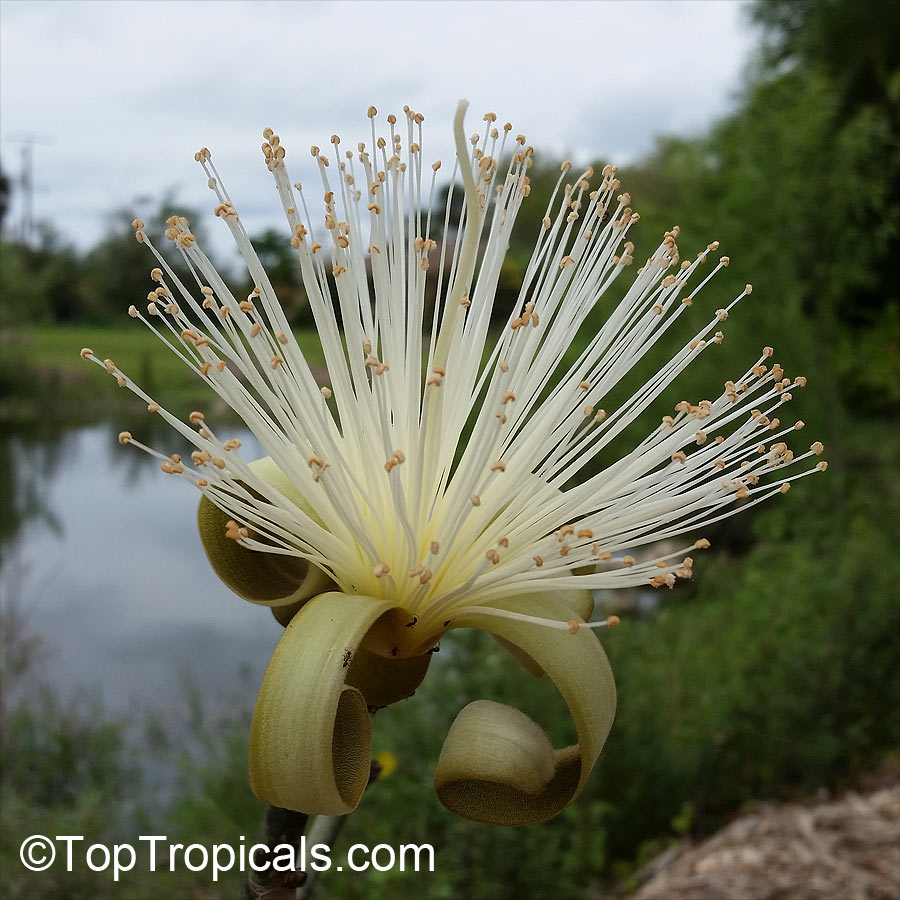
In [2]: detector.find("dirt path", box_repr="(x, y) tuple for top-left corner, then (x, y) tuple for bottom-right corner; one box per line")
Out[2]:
(630, 778), (900, 900)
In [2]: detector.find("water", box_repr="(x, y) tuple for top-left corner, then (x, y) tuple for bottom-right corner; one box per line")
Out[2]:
(0, 420), (661, 717)
(1, 422), (284, 715)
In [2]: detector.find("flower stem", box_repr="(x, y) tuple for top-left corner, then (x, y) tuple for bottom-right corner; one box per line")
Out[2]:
(240, 805), (309, 900)
(242, 759), (383, 899)
(295, 814), (344, 900)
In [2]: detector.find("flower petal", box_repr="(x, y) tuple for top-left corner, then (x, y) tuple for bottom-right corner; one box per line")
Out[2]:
(346, 644), (432, 708)
(434, 594), (615, 825)
(250, 591), (400, 814)
(197, 457), (333, 607)
(436, 700), (557, 794)
(491, 588), (594, 677)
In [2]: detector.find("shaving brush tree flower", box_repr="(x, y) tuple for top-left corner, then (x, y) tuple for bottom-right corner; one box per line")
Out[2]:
(84, 101), (826, 826)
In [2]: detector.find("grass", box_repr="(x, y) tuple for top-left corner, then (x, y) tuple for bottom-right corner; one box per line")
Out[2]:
(0, 325), (325, 425)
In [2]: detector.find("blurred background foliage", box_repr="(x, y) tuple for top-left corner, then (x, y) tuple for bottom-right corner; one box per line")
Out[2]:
(1, 0), (898, 897)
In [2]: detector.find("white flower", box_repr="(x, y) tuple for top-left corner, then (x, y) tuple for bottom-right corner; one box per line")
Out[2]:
(83, 103), (827, 824)
(85, 101), (826, 637)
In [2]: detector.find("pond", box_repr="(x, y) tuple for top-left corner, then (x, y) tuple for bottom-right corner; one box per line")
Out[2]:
(1, 421), (284, 716)
(0, 415), (664, 721)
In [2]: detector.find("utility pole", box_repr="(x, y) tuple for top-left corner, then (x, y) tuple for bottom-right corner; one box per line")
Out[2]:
(4, 133), (51, 245)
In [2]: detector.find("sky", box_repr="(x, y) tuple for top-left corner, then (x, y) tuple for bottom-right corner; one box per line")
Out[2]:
(0, 0), (757, 261)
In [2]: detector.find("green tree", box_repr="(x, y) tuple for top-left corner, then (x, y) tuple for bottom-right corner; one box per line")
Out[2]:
(0, 163), (10, 236)
(0, 227), (82, 325)
(238, 228), (312, 326)
(78, 198), (212, 324)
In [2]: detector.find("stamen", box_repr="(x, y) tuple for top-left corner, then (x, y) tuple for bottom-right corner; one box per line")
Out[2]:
(89, 102), (823, 633)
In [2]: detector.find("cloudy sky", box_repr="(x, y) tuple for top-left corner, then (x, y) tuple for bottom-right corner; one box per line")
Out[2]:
(1, 0), (757, 259)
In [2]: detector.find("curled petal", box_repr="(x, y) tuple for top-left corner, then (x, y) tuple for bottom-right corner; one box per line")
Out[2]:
(436, 700), (557, 794)
(250, 592), (401, 814)
(435, 594), (615, 825)
(197, 456), (334, 607)
(492, 588), (594, 677)
(346, 644), (431, 708)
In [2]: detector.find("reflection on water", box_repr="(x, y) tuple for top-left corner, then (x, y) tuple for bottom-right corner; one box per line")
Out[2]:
(1, 422), (283, 713)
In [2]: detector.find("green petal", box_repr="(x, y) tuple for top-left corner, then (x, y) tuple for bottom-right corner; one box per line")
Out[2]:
(270, 598), (307, 627)
(197, 456), (334, 607)
(346, 644), (432, 708)
(491, 589), (594, 677)
(250, 591), (400, 814)
(435, 700), (556, 794)
(435, 594), (615, 826)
